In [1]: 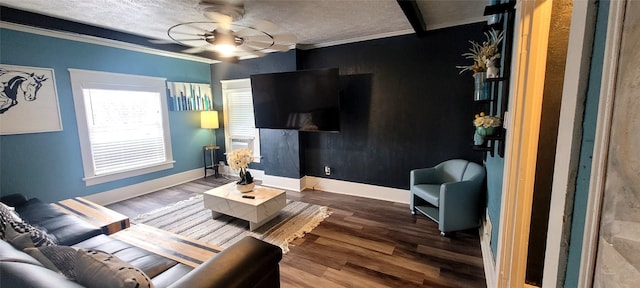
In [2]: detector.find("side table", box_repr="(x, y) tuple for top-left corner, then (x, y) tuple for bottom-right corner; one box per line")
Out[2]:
(203, 145), (220, 178)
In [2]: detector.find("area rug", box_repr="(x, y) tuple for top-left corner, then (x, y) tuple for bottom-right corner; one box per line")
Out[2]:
(132, 195), (331, 253)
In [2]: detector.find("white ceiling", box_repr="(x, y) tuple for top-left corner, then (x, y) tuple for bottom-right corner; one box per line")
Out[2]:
(1, 0), (487, 55)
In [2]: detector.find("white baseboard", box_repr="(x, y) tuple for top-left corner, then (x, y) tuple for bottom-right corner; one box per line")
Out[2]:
(303, 176), (410, 204)
(84, 168), (411, 206)
(481, 210), (497, 288)
(83, 168), (204, 205)
(261, 174), (306, 192)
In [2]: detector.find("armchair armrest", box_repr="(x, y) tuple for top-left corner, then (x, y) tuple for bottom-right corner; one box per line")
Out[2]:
(168, 236), (282, 288)
(410, 167), (439, 185)
(438, 180), (483, 232)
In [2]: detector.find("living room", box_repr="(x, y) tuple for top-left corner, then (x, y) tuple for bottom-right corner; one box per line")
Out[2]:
(1, 0), (633, 287)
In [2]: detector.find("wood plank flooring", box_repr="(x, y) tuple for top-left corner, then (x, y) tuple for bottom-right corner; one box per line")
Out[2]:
(106, 176), (486, 288)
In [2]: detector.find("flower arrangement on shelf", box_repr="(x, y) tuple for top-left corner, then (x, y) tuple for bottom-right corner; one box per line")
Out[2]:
(226, 148), (254, 187)
(473, 112), (501, 145)
(456, 29), (504, 75)
(474, 112), (502, 129)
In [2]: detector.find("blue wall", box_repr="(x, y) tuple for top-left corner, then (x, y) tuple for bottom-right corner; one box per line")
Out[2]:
(564, 0), (609, 285)
(487, 155), (504, 259)
(0, 28), (212, 203)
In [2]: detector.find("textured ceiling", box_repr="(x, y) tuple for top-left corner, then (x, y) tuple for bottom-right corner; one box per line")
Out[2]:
(1, 0), (486, 54)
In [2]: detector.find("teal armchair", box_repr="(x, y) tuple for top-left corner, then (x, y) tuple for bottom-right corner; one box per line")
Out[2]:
(410, 159), (486, 235)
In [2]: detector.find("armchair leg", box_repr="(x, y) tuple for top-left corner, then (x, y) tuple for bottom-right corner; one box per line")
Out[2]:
(440, 231), (456, 237)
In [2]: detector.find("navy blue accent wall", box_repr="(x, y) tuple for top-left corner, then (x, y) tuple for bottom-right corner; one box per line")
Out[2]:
(296, 23), (484, 189)
(209, 51), (298, 177)
(0, 28), (212, 203)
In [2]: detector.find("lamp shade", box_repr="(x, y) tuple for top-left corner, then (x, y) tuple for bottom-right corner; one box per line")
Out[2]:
(201, 111), (219, 129)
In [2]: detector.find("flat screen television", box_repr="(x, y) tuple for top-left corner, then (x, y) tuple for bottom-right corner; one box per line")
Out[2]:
(250, 68), (340, 132)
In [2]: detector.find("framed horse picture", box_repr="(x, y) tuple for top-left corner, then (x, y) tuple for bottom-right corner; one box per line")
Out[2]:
(0, 64), (62, 135)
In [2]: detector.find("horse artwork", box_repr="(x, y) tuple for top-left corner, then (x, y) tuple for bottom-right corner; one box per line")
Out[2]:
(0, 69), (48, 114)
(0, 64), (61, 135)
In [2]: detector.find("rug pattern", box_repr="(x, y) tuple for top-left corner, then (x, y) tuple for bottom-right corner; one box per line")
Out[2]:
(133, 195), (330, 253)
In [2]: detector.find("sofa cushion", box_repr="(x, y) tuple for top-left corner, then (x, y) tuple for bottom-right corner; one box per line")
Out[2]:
(75, 249), (155, 288)
(411, 184), (440, 207)
(24, 245), (79, 280)
(74, 234), (179, 279)
(13, 198), (102, 245)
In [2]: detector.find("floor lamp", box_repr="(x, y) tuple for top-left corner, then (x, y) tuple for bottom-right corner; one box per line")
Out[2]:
(201, 111), (219, 177)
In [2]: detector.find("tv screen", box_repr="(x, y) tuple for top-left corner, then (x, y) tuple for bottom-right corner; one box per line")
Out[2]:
(250, 68), (340, 132)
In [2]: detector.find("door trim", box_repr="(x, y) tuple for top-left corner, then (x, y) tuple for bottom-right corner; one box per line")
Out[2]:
(495, 0), (552, 286)
(578, 0), (626, 286)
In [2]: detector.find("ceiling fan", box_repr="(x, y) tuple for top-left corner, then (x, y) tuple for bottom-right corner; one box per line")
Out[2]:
(151, 1), (298, 62)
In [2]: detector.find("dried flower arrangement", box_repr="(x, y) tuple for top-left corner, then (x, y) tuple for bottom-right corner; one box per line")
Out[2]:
(457, 29), (504, 74)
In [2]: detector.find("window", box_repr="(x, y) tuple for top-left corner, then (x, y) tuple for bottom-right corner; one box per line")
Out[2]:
(69, 69), (174, 186)
(221, 79), (260, 162)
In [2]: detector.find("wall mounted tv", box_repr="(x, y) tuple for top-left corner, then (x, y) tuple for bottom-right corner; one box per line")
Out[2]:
(250, 68), (340, 132)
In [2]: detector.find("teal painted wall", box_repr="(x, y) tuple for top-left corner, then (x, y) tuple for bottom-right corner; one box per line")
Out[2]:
(564, 0), (609, 285)
(487, 154), (504, 259)
(0, 28), (212, 203)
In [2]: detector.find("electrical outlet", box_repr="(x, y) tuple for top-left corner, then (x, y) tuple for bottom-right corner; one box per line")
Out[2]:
(324, 166), (331, 176)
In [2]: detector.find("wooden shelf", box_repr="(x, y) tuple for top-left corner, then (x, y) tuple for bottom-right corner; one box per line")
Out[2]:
(472, 1), (514, 159)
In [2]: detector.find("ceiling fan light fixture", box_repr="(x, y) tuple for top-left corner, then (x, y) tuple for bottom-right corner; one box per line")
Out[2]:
(206, 30), (240, 57)
(213, 43), (236, 57)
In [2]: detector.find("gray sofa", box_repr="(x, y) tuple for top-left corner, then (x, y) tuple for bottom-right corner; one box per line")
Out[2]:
(410, 159), (486, 235)
(1, 194), (282, 288)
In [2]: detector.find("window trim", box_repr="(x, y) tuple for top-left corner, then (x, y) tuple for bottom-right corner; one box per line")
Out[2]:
(220, 78), (261, 162)
(69, 69), (174, 186)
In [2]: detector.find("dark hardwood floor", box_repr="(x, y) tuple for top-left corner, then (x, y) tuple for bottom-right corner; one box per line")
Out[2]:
(107, 176), (486, 288)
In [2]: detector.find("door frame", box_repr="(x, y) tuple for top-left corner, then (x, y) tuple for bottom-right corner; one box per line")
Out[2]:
(495, 0), (552, 286)
(578, 0), (626, 286)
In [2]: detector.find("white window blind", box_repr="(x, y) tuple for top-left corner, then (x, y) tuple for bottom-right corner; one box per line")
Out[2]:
(226, 90), (256, 139)
(83, 89), (166, 175)
(69, 69), (174, 186)
(221, 79), (260, 162)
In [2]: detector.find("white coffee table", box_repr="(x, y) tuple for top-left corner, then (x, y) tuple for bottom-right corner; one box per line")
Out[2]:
(203, 182), (286, 231)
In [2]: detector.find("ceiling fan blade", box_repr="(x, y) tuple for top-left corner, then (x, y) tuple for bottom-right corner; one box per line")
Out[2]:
(242, 35), (273, 43)
(169, 30), (203, 37)
(269, 44), (292, 52)
(234, 28), (254, 37)
(254, 20), (279, 34)
(148, 39), (176, 44)
(183, 46), (208, 54)
(204, 11), (232, 30)
(243, 41), (272, 50)
(237, 45), (266, 58)
(272, 34), (298, 44)
(183, 22), (214, 34)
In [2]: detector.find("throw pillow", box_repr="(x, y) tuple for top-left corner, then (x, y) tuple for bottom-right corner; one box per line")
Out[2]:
(75, 249), (155, 288)
(4, 221), (57, 249)
(0, 202), (22, 239)
(0, 202), (22, 222)
(24, 245), (79, 280)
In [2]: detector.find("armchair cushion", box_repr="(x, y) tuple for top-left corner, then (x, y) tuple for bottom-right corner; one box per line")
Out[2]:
(411, 184), (441, 207)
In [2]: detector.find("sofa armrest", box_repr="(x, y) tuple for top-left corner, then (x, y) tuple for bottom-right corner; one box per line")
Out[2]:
(168, 236), (282, 288)
(0, 194), (29, 207)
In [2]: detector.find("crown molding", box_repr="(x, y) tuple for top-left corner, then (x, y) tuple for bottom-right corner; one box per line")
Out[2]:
(298, 17), (486, 50)
(0, 21), (218, 64)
